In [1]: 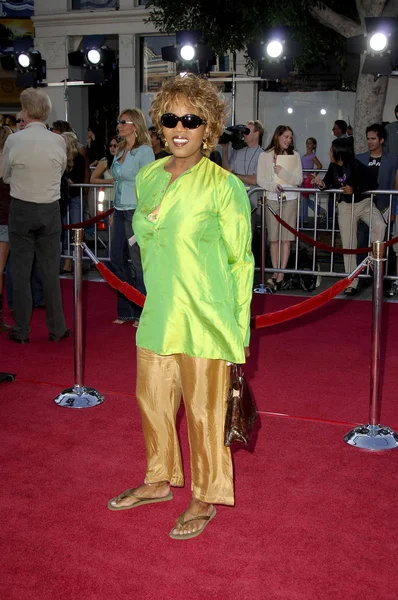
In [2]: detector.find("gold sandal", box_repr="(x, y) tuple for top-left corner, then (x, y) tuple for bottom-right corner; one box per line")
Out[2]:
(169, 507), (216, 540)
(107, 487), (173, 511)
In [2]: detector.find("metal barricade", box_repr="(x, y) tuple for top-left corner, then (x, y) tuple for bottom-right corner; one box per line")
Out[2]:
(249, 186), (398, 286)
(61, 183), (114, 264)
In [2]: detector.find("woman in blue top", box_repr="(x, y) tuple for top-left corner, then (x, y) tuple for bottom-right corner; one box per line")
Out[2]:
(110, 108), (155, 325)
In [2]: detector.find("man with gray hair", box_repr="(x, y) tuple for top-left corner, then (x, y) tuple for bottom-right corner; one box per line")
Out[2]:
(2, 87), (69, 343)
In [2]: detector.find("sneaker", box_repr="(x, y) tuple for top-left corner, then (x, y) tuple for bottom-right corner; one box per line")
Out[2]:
(344, 286), (358, 296)
(386, 281), (398, 297)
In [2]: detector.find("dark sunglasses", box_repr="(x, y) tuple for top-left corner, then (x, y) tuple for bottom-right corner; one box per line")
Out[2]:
(160, 113), (206, 129)
(117, 119), (134, 125)
(16, 119), (24, 124)
(109, 143), (117, 147)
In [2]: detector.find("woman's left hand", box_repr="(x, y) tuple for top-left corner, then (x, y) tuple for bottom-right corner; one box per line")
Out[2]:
(273, 164), (281, 175)
(341, 185), (353, 194)
(244, 347), (250, 358)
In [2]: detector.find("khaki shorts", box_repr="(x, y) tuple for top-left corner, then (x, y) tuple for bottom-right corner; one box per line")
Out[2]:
(265, 198), (298, 242)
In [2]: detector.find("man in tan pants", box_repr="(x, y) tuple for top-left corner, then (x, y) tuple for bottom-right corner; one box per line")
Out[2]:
(338, 197), (386, 291)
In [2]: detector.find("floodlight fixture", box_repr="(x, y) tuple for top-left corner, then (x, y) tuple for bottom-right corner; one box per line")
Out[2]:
(320, 109), (327, 115)
(266, 40), (283, 59)
(180, 44), (196, 61)
(17, 53), (31, 68)
(247, 29), (300, 80)
(369, 32), (388, 53)
(87, 49), (101, 66)
(0, 44), (47, 87)
(161, 31), (215, 74)
(347, 17), (398, 76)
(67, 35), (116, 84)
(287, 107), (293, 114)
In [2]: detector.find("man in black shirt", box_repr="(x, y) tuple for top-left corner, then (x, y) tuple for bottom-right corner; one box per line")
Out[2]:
(312, 138), (385, 295)
(356, 124), (398, 292)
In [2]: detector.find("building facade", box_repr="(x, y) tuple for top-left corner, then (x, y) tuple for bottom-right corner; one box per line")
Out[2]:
(2, 0), (397, 161)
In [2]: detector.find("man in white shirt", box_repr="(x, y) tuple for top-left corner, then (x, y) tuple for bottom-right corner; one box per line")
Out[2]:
(2, 87), (68, 343)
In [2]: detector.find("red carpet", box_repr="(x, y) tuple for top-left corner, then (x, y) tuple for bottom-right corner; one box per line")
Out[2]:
(1, 281), (398, 599)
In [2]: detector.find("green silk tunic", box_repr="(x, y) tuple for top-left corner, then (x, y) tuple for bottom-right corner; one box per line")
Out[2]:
(133, 156), (254, 364)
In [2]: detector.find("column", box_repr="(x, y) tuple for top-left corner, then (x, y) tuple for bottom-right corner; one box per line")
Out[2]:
(35, 37), (69, 124)
(119, 34), (138, 111)
(234, 51), (258, 126)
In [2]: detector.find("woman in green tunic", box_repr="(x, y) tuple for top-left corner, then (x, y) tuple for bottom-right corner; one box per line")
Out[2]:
(108, 75), (254, 540)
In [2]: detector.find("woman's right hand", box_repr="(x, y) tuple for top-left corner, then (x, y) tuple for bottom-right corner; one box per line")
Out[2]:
(310, 174), (323, 187)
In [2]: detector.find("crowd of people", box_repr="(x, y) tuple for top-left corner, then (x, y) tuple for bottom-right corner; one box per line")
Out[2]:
(220, 114), (398, 295)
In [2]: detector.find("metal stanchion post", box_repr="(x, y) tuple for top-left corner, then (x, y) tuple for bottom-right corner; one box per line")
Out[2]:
(54, 228), (105, 409)
(254, 193), (273, 294)
(344, 241), (398, 450)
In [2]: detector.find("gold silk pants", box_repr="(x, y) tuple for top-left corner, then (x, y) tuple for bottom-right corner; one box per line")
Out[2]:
(136, 347), (234, 505)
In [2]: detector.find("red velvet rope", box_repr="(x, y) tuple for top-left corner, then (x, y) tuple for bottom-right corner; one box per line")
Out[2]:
(63, 207), (114, 231)
(252, 275), (356, 329)
(94, 255), (363, 330)
(270, 210), (374, 254)
(95, 262), (146, 307)
(271, 210), (398, 253)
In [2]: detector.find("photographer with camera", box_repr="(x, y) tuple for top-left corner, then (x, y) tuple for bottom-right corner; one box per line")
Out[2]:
(221, 120), (264, 209)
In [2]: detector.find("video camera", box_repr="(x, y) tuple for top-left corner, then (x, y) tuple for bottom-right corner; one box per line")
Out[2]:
(219, 124), (250, 150)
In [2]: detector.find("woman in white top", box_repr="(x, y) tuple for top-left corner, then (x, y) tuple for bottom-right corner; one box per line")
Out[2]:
(256, 125), (302, 290)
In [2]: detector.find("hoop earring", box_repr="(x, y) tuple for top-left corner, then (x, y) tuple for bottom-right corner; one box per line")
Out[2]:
(202, 139), (208, 150)
(164, 140), (168, 147)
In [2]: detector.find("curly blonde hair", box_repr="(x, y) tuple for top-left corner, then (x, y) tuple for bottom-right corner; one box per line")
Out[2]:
(149, 75), (228, 157)
(117, 108), (151, 153)
(61, 132), (79, 171)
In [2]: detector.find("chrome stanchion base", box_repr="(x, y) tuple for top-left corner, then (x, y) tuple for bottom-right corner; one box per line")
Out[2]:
(253, 283), (274, 295)
(54, 385), (105, 409)
(344, 424), (398, 451)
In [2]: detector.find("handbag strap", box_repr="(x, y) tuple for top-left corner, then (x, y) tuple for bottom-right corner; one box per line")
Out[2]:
(231, 363), (243, 380)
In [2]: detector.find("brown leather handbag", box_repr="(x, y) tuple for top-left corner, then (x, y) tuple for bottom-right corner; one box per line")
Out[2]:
(224, 364), (257, 446)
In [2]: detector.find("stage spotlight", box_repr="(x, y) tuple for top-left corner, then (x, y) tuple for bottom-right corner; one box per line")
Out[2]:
(161, 31), (215, 75)
(180, 44), (195, 61)
(247, 29), (300, 80)
(87, 49), (101, 65)
(369, 33), (388, 52)
(320, 109), (327, 115)
(287, 107), (293, 114)
(0, 46), (46, 87)
(347, 17), (398, 76)
(266, 40), (283, 59)
(17, 53), (30, 68)
(68, 36), (115, 84)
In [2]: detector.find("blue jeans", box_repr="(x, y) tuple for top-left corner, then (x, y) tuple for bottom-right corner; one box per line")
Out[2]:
(110, 208), (145, 320)
(300, 195), (327, 222)
(62, 194), (85, 255)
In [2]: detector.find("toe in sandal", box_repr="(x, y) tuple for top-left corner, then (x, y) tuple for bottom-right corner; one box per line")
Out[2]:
(107, 488), (173, 511)
(169, 507), (216, 540)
